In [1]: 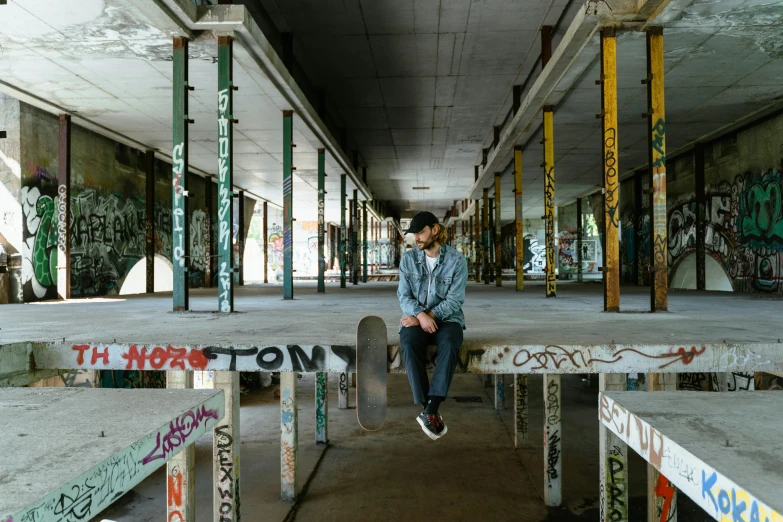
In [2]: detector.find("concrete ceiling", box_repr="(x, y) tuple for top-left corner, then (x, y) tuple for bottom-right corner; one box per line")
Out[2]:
(1, 0), (781, 225)
(0, 0), (377, 223)
(260, 0), (581, 217)
(261, 0), (783, 222)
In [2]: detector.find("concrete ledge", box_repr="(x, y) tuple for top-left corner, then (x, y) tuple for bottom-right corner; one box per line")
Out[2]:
(0, 387), (225, 522)
(13, 341), (783, 375)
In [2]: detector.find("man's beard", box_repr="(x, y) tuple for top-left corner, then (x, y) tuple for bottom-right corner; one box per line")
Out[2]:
(417, 238), (435, 250)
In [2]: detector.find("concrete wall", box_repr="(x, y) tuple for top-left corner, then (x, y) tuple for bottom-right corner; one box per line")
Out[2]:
(0, 93), (22, 261)
(667, 114), (783, 294)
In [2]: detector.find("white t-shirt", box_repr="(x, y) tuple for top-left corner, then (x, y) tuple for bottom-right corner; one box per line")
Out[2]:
(425, 254), (437, 274)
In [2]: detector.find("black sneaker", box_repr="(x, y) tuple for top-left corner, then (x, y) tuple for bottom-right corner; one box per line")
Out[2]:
(416, 412), (448, 440)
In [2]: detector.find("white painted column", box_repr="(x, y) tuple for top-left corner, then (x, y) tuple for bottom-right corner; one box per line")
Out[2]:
(544, 374), (562, 506)
(338, 372), (348, 409)
(213, 371), (240, 521)
(167, 371), (195, 522)
(647, 373), (677, 522)
(315, 372), (328, 444)
(494, 374), (505, 410)
(599, 373), (628, 522)
(281, 371), (298, 501)
(514, 374), (529, 448)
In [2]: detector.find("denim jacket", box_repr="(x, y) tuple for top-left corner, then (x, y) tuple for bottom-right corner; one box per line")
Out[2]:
(397, 244), (468, 331)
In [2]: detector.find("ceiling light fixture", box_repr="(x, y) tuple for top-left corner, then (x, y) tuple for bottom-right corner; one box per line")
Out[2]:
(412, 186), (430, 190)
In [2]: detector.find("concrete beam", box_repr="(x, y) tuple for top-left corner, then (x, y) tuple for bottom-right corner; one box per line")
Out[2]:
(1, 388), (224, 521)
(0, 343), (59, 387)
(600, 391), (783, 521)
(191, 5), (378, 207)
(22, 342), (783, 375)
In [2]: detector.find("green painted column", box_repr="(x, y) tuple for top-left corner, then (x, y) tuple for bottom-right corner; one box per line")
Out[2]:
(340, 174), (346, 288)
(362, 201), (368, 283)
(317, 148), (326, 293)
(172, 36), (190, 311)
(217, 35), (234, 313)
(352, 189), (359, 285)
(283, 110), (294, 300)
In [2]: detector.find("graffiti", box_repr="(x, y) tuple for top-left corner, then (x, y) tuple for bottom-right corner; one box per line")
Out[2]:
(702, 470), (783, 522)
(267, 224), (284, 280)
(515, 376), (528, 444)
(281, 441), (296, 487)
(495, 375), (505, 406)
(190, 209), (208, 271)
(57, 184), (68, 252)
(606, 445), (628, 522)
(651, 118), (666, 168)
(545, 376), (561, 483)
(544, 167), (556, 296)
(600, 393), (664, 468)
(523, 235), (545, 273)
(679, 373), (713, 391)
(512, 345), (706, 372)
(654, 473), (676, 522)
(70, 189), (145, 297)
(558, 229), (576, 271)
(339, 372), (348, 400)
(172, 143), (185, 268)
(662, 447), (700, 486)
(22, 185), (58, 299)
(142, 405), (220, 464)
(315, 372), (327, 442)
(604, 127), (619, 229)
(215, 424), (235, 521)
(168, 469), (184, 522)
(669, 170), (783, 293)
(219, 261), (231, 312)
(724, 371), (755, 391)
(71, 344), (210, 371)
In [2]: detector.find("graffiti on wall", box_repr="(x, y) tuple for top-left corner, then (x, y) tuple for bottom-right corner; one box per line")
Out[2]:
(523, 235), (545, 273)
(668, 170), (783, 293)
(21, 184), (59, 300)
(70, 189), (145, 297)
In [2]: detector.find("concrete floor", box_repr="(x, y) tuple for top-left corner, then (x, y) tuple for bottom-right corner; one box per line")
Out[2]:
(2, 281), (781, 347)
(96, 373), (715, 521)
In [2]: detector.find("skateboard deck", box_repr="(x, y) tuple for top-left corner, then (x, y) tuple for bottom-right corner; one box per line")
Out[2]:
(356, 315), (388, 431)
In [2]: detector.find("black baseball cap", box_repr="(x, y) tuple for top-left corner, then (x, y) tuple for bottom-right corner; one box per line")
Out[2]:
(405, 211), (439, 234)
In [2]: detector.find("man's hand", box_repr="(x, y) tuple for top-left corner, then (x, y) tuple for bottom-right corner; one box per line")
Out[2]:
(417, 311), (439, 334)
(400, 315), (420, 328)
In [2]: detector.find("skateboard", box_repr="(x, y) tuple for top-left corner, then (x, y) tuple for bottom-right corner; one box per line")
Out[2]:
(356, 315), (387, 431)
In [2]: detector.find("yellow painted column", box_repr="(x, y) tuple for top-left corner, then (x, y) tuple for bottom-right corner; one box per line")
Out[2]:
(495, 174), (502, 287)
(601, 27), (620, 312)
(474, 199), (481, 281)
(482, 188), (490, 285)
(543, 106), (556, 298)
(648, 26), (668, 312)
(514, 146), (524, 291)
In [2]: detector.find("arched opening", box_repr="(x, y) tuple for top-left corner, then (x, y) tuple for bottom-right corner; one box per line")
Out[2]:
(670, 252), (733, 291)
(119, 255), (174, 295)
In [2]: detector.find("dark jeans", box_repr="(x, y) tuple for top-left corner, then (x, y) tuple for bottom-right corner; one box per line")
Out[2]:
(399, 321), (464, 404)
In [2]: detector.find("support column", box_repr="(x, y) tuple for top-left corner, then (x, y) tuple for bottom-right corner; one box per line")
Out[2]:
(602, 27), (620, 312)
(514, 375), (528, 447)
(494, 174), (502, 287)
(648, 26), (668, 311)
(283, 110), (294, 300)
(167, 371), (195, 522)
(474, 199), (481, 281)
(317, 149), (326, 293)
(514, 147), (524, 291)
(340, 174), (347, 288)
(469, 215), (474, 277)
(482, 189), (489, 284)
(205, 179), (214, 288)
(352, 189), (359, 285)
(217, 36), (234, 312)
(263, 201), (269, 284)
(494, 374), (505, 410)
(577, 198), (583, 283)
(633, 174), (642, 285)
(213, 371), (240, 520)
(145, 150), (154, 294)
(646, 373), (677, 522)
(315, 372), (328, 444)
(362, 200), (368, 283)
(280, 372), (298, 501)
(57, 114), (71, 300)
(488, 197), (495, 282)
(544, 374), (562, 506)
(600, 373), (628, 522)
(172, 36), (190, 311)
(695, 143), (705, 292)
(543, 106), (556, 298)
(339, 371), (348, 408)
(237, 190), (245, 286)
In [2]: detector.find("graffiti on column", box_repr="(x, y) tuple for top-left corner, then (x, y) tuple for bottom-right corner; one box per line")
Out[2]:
(544, 376), (561, 487)
(217, 88), (232, 311)
(215, 424), (236, 521)
(22, 182), (58, 300)
(652, 118), (668, 304)
(544, 167), (556, 295)
(668, 170), (783, 293)
(172, 143), (186, 270)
